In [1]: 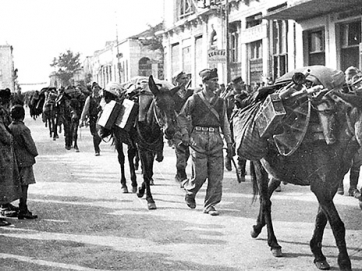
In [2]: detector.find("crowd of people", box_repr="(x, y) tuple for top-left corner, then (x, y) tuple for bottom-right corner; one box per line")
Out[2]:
(1, 65), (361, 225)
(0, 88), (38, 226)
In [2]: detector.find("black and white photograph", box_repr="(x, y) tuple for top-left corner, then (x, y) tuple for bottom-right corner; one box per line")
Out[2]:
(0, 0), (362, 270)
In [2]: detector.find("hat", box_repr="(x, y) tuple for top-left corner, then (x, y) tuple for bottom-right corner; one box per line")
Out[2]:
(232, 76), (244, 84)
(105, 82), (123, 97)
(199, 68), (218, 81)
(173, 71), (186, 81)
(345, 66), (361, 77)
(0, 88), (11, 99)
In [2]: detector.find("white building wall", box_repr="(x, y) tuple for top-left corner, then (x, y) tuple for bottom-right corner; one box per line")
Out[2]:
(0, 45), (14, 91)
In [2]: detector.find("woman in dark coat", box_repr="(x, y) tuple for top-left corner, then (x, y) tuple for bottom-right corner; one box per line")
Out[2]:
(0, 88), (21, 226)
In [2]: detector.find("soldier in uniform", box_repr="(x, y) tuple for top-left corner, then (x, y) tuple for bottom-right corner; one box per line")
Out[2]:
(171, 71), (194, 184)
(178, 68), (233, 216)
(80, 82), (103, 156)
(224, 76), (249, 182)
(338, 66), (362, 197)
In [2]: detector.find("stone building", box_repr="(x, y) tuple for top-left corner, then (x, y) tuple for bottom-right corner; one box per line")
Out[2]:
(161, 0), (362, 87)
(0, 44), (17, 91)
(83, 23), (164, 88)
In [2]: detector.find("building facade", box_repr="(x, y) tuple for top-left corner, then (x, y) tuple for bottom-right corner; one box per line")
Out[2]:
(0, 45), (17, 91)
(162, 0), (362, 88)
(83, 24), (164, 89)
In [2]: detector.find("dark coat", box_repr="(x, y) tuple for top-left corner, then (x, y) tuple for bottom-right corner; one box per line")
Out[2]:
(8, 120), (38, 167)
(0, 106), (21, 204)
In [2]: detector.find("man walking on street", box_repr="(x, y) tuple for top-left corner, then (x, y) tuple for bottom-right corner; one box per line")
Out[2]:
(178, 68), (233, 216)
(171, 71), (194, 185)
(79, 82), (102, 156)
(224, 76), (249, 181)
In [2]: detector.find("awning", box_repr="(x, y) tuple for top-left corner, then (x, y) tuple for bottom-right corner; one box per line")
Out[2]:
(263, 0), (362, 21)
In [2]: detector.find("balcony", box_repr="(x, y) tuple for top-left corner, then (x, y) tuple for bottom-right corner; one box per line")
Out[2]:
(263, 0), (362, 21)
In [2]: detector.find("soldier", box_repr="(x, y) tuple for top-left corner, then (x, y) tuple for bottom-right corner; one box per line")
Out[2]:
(224, 76), (249, 182)
(338, 66), (362, 197)
(171, 71), (194, 184)
(79, 82), (103, 156)
(178, 68), (233, 216)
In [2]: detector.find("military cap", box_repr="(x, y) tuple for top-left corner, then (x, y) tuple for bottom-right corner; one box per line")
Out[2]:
(232, 76), (244, 84)
(105, 81), (123, 97)
(0, 88), (11, 99)
(199, 68), (218, 81)
(345, 66), (361, 77)
(173, 71), (186, 81)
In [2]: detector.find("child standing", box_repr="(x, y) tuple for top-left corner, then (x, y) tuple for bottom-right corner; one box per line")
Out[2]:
(8, 105), (38, 219)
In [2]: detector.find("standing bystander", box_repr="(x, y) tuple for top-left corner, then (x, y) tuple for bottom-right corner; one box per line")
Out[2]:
(0, 89), (21, 226)
(8, 105), (38, 219)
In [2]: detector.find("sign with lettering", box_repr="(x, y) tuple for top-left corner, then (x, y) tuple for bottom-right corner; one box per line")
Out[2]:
(208, 49), (226, 63)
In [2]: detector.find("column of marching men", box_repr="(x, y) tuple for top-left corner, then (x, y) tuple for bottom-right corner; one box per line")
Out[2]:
(2, 67), (361, 227)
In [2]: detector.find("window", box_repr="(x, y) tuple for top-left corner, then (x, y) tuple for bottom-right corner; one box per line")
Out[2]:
(341, 21), (361, 48)
(272, 20), (288, 78)
(250, 40), (262, 60)
(246, 13), (262, 29)
(180, 0), (195, 19)
(249, 40), (263, 84)
(306, 28), (325, 65)
(139, 57), (152, 77)
(339, 20), (361, 72)
(309, 31), (324, 53)
(182, 46), (191, 74)
(195, 36), (203, 85)
(230, 33), (238, 63)
(171, 43), (180, 77)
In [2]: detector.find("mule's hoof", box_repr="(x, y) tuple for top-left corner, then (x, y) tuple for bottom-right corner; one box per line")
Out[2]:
(314, 260), (330, 270)
(121, 186), (129, 193)
(53, 138), (56, 141)
(250, 229), (259, 239)
(148, 203), (157, 210)
(132, 186), (137, 193)
(137, 187), (144, 198)
(271, 247), (282, 257)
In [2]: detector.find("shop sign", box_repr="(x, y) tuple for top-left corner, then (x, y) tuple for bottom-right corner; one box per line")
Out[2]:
(208, 49), (226, 63)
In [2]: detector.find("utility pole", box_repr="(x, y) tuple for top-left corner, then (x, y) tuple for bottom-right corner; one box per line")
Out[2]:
(115, 11), (122, 83)
(225, 0), (230, 83)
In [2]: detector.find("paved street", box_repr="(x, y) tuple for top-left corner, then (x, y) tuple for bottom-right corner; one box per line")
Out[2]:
(1, 109), (362, 271)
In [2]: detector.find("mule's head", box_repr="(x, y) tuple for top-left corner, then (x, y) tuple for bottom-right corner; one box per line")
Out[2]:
(148, 75), (177, 140)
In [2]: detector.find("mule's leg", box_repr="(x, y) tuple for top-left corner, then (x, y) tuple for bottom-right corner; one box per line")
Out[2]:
(48, 118), (52, 138)
(311, 190), (351, 271)
(138, 150), (156, 210)
(72, 121), (80, 152)
(114, 138), (128, 193)
(310, 205), (330, 270)
(52, 114), (58, 140)
(252, 161), (282, 257)
(251, 177), (281, 238)
(127, 146), (138, 193)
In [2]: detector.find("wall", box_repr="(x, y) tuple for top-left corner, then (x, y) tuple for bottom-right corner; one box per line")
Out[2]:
(0, 45), (14, 91)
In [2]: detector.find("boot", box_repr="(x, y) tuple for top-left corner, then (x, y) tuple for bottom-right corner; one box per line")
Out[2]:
(224, 156), (232, 171)
(18, 204), (38, 220)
